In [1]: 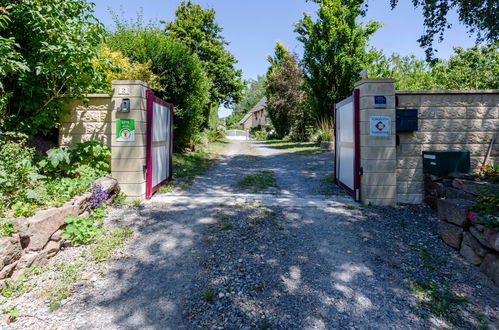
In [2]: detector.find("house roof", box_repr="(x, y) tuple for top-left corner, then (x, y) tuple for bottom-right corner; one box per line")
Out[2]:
(239, 97), (267, 125)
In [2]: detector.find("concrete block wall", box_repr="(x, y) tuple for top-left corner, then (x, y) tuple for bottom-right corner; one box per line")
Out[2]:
(110, 80), (150, 200)
(59, 95), (112, 148)
(59, 80), (152, 201)
(396, 90), (499, 204)
(355, 79), (397, 206)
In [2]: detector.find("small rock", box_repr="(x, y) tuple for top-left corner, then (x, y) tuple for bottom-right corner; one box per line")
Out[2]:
(437, 221), (463, 249)
(483, 227), (499, 253)
(463, 232), (490, 257)
(437, 198), (471, 227)
(460, 242), (482, 265)
(479, 254), (499, 285)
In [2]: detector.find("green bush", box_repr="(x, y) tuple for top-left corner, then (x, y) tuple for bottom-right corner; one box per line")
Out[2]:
(0, 135), (42, 212)
(0, 137), (110, 216)
(0, 218), (14, 237)
(61, 215), (101, 245)
(106, 24), (210, 148)
(0, 0), (106, 134)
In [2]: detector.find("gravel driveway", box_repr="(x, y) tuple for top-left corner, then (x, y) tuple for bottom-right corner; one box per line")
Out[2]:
(8, 140), (498, 329)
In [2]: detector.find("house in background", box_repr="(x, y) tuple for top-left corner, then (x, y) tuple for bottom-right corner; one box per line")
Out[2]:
(239, 97), (269, 130)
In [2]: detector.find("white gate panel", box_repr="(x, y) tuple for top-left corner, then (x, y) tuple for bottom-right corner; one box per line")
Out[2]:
(147, 90), (173, 198)
(335, 90), (359, 200)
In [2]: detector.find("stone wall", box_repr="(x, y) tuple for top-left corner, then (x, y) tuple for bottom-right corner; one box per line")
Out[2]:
(0, 177), (119, 280)
(59, 94), (112, 148)
(59, 81), (151, 200)
(427, 175), (499, 285)
(396, 90), (499, 204)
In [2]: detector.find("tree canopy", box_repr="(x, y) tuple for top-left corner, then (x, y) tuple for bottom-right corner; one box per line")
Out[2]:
(107, 24), (211, 147)
(0, 0), (106, 135)
(265, 42), (307, 139)
(389, 0), (498, 60)
(164, 0), (244, 110)
(295, 0), (380, 123)
(369, 42), (499, 90)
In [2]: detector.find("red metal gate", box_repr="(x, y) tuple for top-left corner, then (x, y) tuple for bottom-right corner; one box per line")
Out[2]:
(146, 90), (174, 199)
(334, 89), (360, 201)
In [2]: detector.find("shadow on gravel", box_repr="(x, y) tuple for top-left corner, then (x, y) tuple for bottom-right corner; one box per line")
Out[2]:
(74, 143), (497, 329)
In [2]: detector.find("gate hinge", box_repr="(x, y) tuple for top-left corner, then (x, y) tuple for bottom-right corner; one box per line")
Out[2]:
(359, 167), (363, 176)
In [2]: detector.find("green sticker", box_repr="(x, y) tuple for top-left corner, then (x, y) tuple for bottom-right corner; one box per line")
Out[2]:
(117, 119), (135, 142)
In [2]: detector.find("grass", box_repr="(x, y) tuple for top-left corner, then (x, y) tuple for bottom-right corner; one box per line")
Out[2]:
(264, 140), (322, 154)
(159, 139), (230, 193)
(237, 170), (277, 193)
(88, 227), (134, 262)
(203, 288), (215, 302)
(42, 261), (85, 311)
(319, 174), (338, 196)
(409, 279), (468, 322)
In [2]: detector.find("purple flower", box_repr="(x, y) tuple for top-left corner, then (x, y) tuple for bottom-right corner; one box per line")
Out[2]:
(87, 184), (109, 209)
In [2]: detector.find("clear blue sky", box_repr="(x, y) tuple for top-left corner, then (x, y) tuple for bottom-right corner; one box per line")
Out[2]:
(92, 0), (477, 117)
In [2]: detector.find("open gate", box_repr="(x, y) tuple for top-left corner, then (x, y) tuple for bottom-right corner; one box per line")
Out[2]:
(334, 89), (360, 201)
(146, 90), (174, 199)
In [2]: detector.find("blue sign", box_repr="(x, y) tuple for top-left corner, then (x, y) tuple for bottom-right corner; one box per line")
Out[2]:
(374, 95), (387, 108)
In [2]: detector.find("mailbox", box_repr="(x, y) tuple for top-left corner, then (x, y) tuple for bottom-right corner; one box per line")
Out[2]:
(422, 151), (471, 177)
(396, 109), (418, 132)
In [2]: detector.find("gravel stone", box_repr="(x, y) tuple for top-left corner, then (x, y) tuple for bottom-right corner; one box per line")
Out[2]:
(2, 140), (497, 329)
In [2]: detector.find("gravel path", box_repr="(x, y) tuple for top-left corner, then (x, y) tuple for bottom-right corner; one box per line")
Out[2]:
(5, 140), (498, 329)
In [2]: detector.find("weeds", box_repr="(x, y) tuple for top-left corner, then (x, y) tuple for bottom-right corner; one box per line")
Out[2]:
(2, 305), (19, 323)
(42, 262), (85, 311)
(319, 174), (338, 196)
(88, 227), (133, 262)
(203, 288), (215, 302)
(220, 223), (233, 230)
(237, 171), (277, 193)
(409, 279), (467, 322)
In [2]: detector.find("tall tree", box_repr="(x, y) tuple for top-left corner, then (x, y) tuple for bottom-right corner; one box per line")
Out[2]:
(265, 42), (306, 139)
(295, 0), (380, 123)
(389, 0), (499, 60)
(164, 1), (244, 127)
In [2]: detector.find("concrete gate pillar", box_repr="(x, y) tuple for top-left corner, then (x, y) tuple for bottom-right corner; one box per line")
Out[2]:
(110, 80), (151, 201)
(355, 79), (397, 206)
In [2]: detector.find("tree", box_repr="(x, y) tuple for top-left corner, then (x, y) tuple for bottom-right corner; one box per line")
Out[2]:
(265, 42), (306, 139)
(295, 0), (380, 123)
(164, 1), (244, 126)
(368, 43), (499, 90)
(107, 24), (211, 148)
(0, 0), (106, 135)
(368, 53), (437, 90)
(432, 43), (499, 89)
(226, 76), (266, 129)
(389, 0), (499, 60)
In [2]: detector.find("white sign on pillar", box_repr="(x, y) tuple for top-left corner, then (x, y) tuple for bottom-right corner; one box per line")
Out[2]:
(369, 116), (391, 136)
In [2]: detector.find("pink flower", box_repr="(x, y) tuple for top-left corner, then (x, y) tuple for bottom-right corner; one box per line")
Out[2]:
(466, 212), (478, 220)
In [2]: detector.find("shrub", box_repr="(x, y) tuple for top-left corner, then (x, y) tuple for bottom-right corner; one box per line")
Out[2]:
(0, 218), (14, 237)
(472, 185), (499, 230)
(0, 135), (42, 212)
(92, 45), (162, 92)
(107, 24), (210, 148)
(314, 120), (335, 143)
(480, 164), (499, 184)
(0, 0), (106, 135)
(0, 137), (110, 214)
(61, 215), (101, 245)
